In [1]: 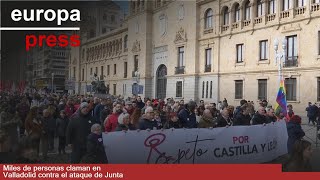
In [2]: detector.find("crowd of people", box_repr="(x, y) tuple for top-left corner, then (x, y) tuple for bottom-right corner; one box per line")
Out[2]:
(0, 91), (318, 171)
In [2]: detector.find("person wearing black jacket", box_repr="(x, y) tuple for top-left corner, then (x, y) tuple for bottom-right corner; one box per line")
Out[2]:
(266, 107), (277, 123)
(164, 112), (182, 129)
(81, 124), (108, 164)
(66, 102), (94, 163)
(138, 107), (158, 130)
(56, 110), (69, 154)
(252, 106), (268, 125)
(287, 115), (305, 154)
(216, 106), (233, 127)
(178, 101), (197, 128)
(233, 108), (251, 126)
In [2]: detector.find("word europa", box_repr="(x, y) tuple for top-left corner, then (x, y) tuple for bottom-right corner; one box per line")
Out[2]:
(26, 34), (80, 51)
(11, 9), (80, 25)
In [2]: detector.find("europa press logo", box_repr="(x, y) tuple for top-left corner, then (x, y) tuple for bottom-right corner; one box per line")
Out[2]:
(2, 7), (81, 51)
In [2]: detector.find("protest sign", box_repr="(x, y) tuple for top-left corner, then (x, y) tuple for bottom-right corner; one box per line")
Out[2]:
(103, 120), (288, 164)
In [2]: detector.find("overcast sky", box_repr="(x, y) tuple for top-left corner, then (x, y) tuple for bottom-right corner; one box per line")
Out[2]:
(113, 0), (129, 14)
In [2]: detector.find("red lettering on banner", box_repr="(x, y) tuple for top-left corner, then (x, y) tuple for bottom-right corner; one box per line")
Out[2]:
(233, 136), (249, 144)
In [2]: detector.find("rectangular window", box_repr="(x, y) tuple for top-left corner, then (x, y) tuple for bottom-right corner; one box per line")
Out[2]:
(113, 84), (116, 96)
(202, 81), (205, 98)
(235, 8), (240, 21)
(124, 62), (128, 78)
(317, 77), (320, 101)
(210, 81), (213, 98)
(205, 48), (212, 72)
(285, 78), (297, 101)
(236, 44), (244, 63)
(259, 40), (268, 60)
(107, 65), (110, 76)
(298, 0), (304, 7)
(283, 0), (290, 10)
(224, 12), (229, 25)
(102, 27), (106, 34)
(286, 35), (298, 66)
(82, 68), (84, 81)
(206, 81), (209, 98)
(269, 0), (276, 14)
(235, 80), (243, 99)
(318, 31), (320, 55)
(176, 81), (183, 97)
(114, 64), (117, 75)
(258, 79), (267, 100)
(257, 2), (264, 16)
(90, 68), (93, 75)
(318, 78), (320, 101)
(134, 55), (139, 71)
(101, 66), (104, 77)
(178, 47), (184, 67)
(205, 48), (212, 66)
(73, 67), (76, 78)
(245, 6), (251, 20)
(95, 67), (98, 75)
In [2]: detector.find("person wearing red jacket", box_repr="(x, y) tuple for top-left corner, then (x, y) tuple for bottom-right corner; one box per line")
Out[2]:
(105, 102), (123, 132)
(64, 99), (75, 118)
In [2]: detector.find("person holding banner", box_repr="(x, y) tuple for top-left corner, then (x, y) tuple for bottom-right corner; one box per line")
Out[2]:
(115, 113), (136, 131)
(252, 106), (268, 125)
(138, 107), (158, 130)
(178, 101), (197, 128)
(216, 106), (233, 127)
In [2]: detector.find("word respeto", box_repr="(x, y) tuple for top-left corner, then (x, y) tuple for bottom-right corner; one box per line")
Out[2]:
(11, 9), (80, 25)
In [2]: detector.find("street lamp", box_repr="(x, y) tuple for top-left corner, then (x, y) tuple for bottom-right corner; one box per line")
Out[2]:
(51, 73), (54, 93)
(274, 38), (287, 75)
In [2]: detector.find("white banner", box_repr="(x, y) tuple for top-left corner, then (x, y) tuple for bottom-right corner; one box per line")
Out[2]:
(103, 120), (288, 164)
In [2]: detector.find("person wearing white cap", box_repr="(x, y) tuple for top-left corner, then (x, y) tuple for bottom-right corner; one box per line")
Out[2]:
(66, 102), (94, 163)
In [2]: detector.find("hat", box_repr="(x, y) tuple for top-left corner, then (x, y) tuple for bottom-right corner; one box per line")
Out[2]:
(125, 101), (132, 105)
(80, 102), (89, 110)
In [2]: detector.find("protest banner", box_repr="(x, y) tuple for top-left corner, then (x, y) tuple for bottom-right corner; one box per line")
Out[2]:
(103, 120), (288, 164)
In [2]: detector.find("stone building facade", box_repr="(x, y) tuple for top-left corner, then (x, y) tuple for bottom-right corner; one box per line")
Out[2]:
(71, 0), (320, 115)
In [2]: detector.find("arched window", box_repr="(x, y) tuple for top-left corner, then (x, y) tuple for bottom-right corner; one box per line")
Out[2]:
(297, 0), (305, 7)
(245, 1), (251, 20)
(205, 9), (213, 29)
(269, 0), (276, 14)
(124, 35), (128, 49)
(257, 0), (264, 17)
(223, 7), (229, 25)
(283, 0), (290, 10)
(234, 4), (240, 22)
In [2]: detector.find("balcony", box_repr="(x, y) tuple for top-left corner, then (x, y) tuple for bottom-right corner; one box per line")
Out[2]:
(221, 25), (229, 32)
(283, 57), (298, 67)
(311, 3), (320, 12)
(267, 14), (276, 22)
(295, 6), (306, 15)
(242, 20), (251, 27)
(175, 66), (185, 74)
(280, 10), (290, 19)
(204, 65), (211, 72)
(204, 28), (213, 34)
(254, 17), (262, 24)
(232, 22), (239, 30)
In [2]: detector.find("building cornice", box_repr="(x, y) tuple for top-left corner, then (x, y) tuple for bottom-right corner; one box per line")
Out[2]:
(82, 27), (128, 46)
